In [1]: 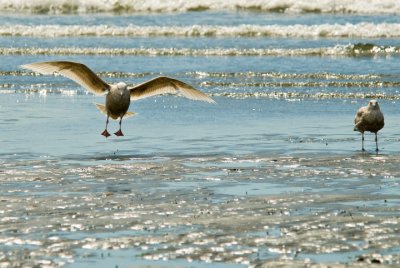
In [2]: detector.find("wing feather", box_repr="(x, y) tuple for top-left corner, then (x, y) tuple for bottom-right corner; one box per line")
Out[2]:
(129, 76), (215, 103)
(21, 61), (110, 94)
(354, 107), (366, 124)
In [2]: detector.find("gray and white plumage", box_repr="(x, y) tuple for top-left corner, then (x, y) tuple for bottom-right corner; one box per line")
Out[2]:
(21, 60), (215, 137)
(354, 100), (384, 151)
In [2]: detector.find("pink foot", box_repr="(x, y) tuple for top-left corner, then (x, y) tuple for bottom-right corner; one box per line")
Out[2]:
(101, 129), (111, 138)
(114, 130), (124, 136)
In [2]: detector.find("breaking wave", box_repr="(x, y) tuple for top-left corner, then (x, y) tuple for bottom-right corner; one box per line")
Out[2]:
(1, 0), (400, 14)
(2, 23), (400, 38)
(1, 44), (399, 57)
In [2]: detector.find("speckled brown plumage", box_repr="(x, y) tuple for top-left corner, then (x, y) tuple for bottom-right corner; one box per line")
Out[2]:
(354, 100), (384, 151)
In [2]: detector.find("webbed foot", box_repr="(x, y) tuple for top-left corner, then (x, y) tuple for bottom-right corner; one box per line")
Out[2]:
(101, 129), (111, 138)
(114, 130), (124, 136)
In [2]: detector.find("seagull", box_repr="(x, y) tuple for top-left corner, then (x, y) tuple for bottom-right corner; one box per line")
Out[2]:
(21, 61), (215, 137)
(354, 100), (384, 151)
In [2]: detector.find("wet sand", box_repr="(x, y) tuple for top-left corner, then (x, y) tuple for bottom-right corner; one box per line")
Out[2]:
(1, 151), (400, 267)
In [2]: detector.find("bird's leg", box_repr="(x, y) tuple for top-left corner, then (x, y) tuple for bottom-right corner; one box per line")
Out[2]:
(101, 116), (111, 138)
(114, 116), (124, 136)
(361, 132), (365, 151)
(375, 132), (379, 152)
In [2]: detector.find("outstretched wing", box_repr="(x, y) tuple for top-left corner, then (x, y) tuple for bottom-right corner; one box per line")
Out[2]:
(129, 76), (215, 103)
(21, 61), (110, 94)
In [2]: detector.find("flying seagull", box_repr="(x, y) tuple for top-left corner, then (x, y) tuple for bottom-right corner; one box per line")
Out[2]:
(21, 61), (215, 137)
(354, 100), (384, 151)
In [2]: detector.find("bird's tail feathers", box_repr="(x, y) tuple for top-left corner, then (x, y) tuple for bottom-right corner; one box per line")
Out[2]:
(95, 103), (108, 116)
(95, 103), (136, 118)
(125, 111), (136, 118)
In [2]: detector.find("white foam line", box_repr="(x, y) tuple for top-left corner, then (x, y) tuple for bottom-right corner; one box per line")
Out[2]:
(2, 23), (400, 38)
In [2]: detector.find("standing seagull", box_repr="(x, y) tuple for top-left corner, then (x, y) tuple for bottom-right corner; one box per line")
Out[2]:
(354, 100), (384, 151)
(21, 61), (215, 137)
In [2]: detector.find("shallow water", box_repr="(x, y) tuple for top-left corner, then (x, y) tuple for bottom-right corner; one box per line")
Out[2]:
(1, 1), (400, 267)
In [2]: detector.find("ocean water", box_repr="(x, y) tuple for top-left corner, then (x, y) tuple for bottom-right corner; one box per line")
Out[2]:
(1, 1), (400, 267)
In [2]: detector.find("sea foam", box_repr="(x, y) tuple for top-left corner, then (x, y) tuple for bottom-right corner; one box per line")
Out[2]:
(2, 23), (400, 38)
(1, 0), (400, 14)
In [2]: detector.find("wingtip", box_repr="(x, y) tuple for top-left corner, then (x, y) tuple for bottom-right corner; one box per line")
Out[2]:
(20, 63), (38, 72)
(20, 64), (30, 69)
(194, 95), (216, 104)
(20, 63), (39, 74)
(207, 98), (217, 104)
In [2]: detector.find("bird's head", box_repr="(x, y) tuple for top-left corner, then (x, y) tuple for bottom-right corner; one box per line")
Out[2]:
(111, 82), (128, 96)
(368, 99), (380, 110)
(116, 82), (127, 90)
